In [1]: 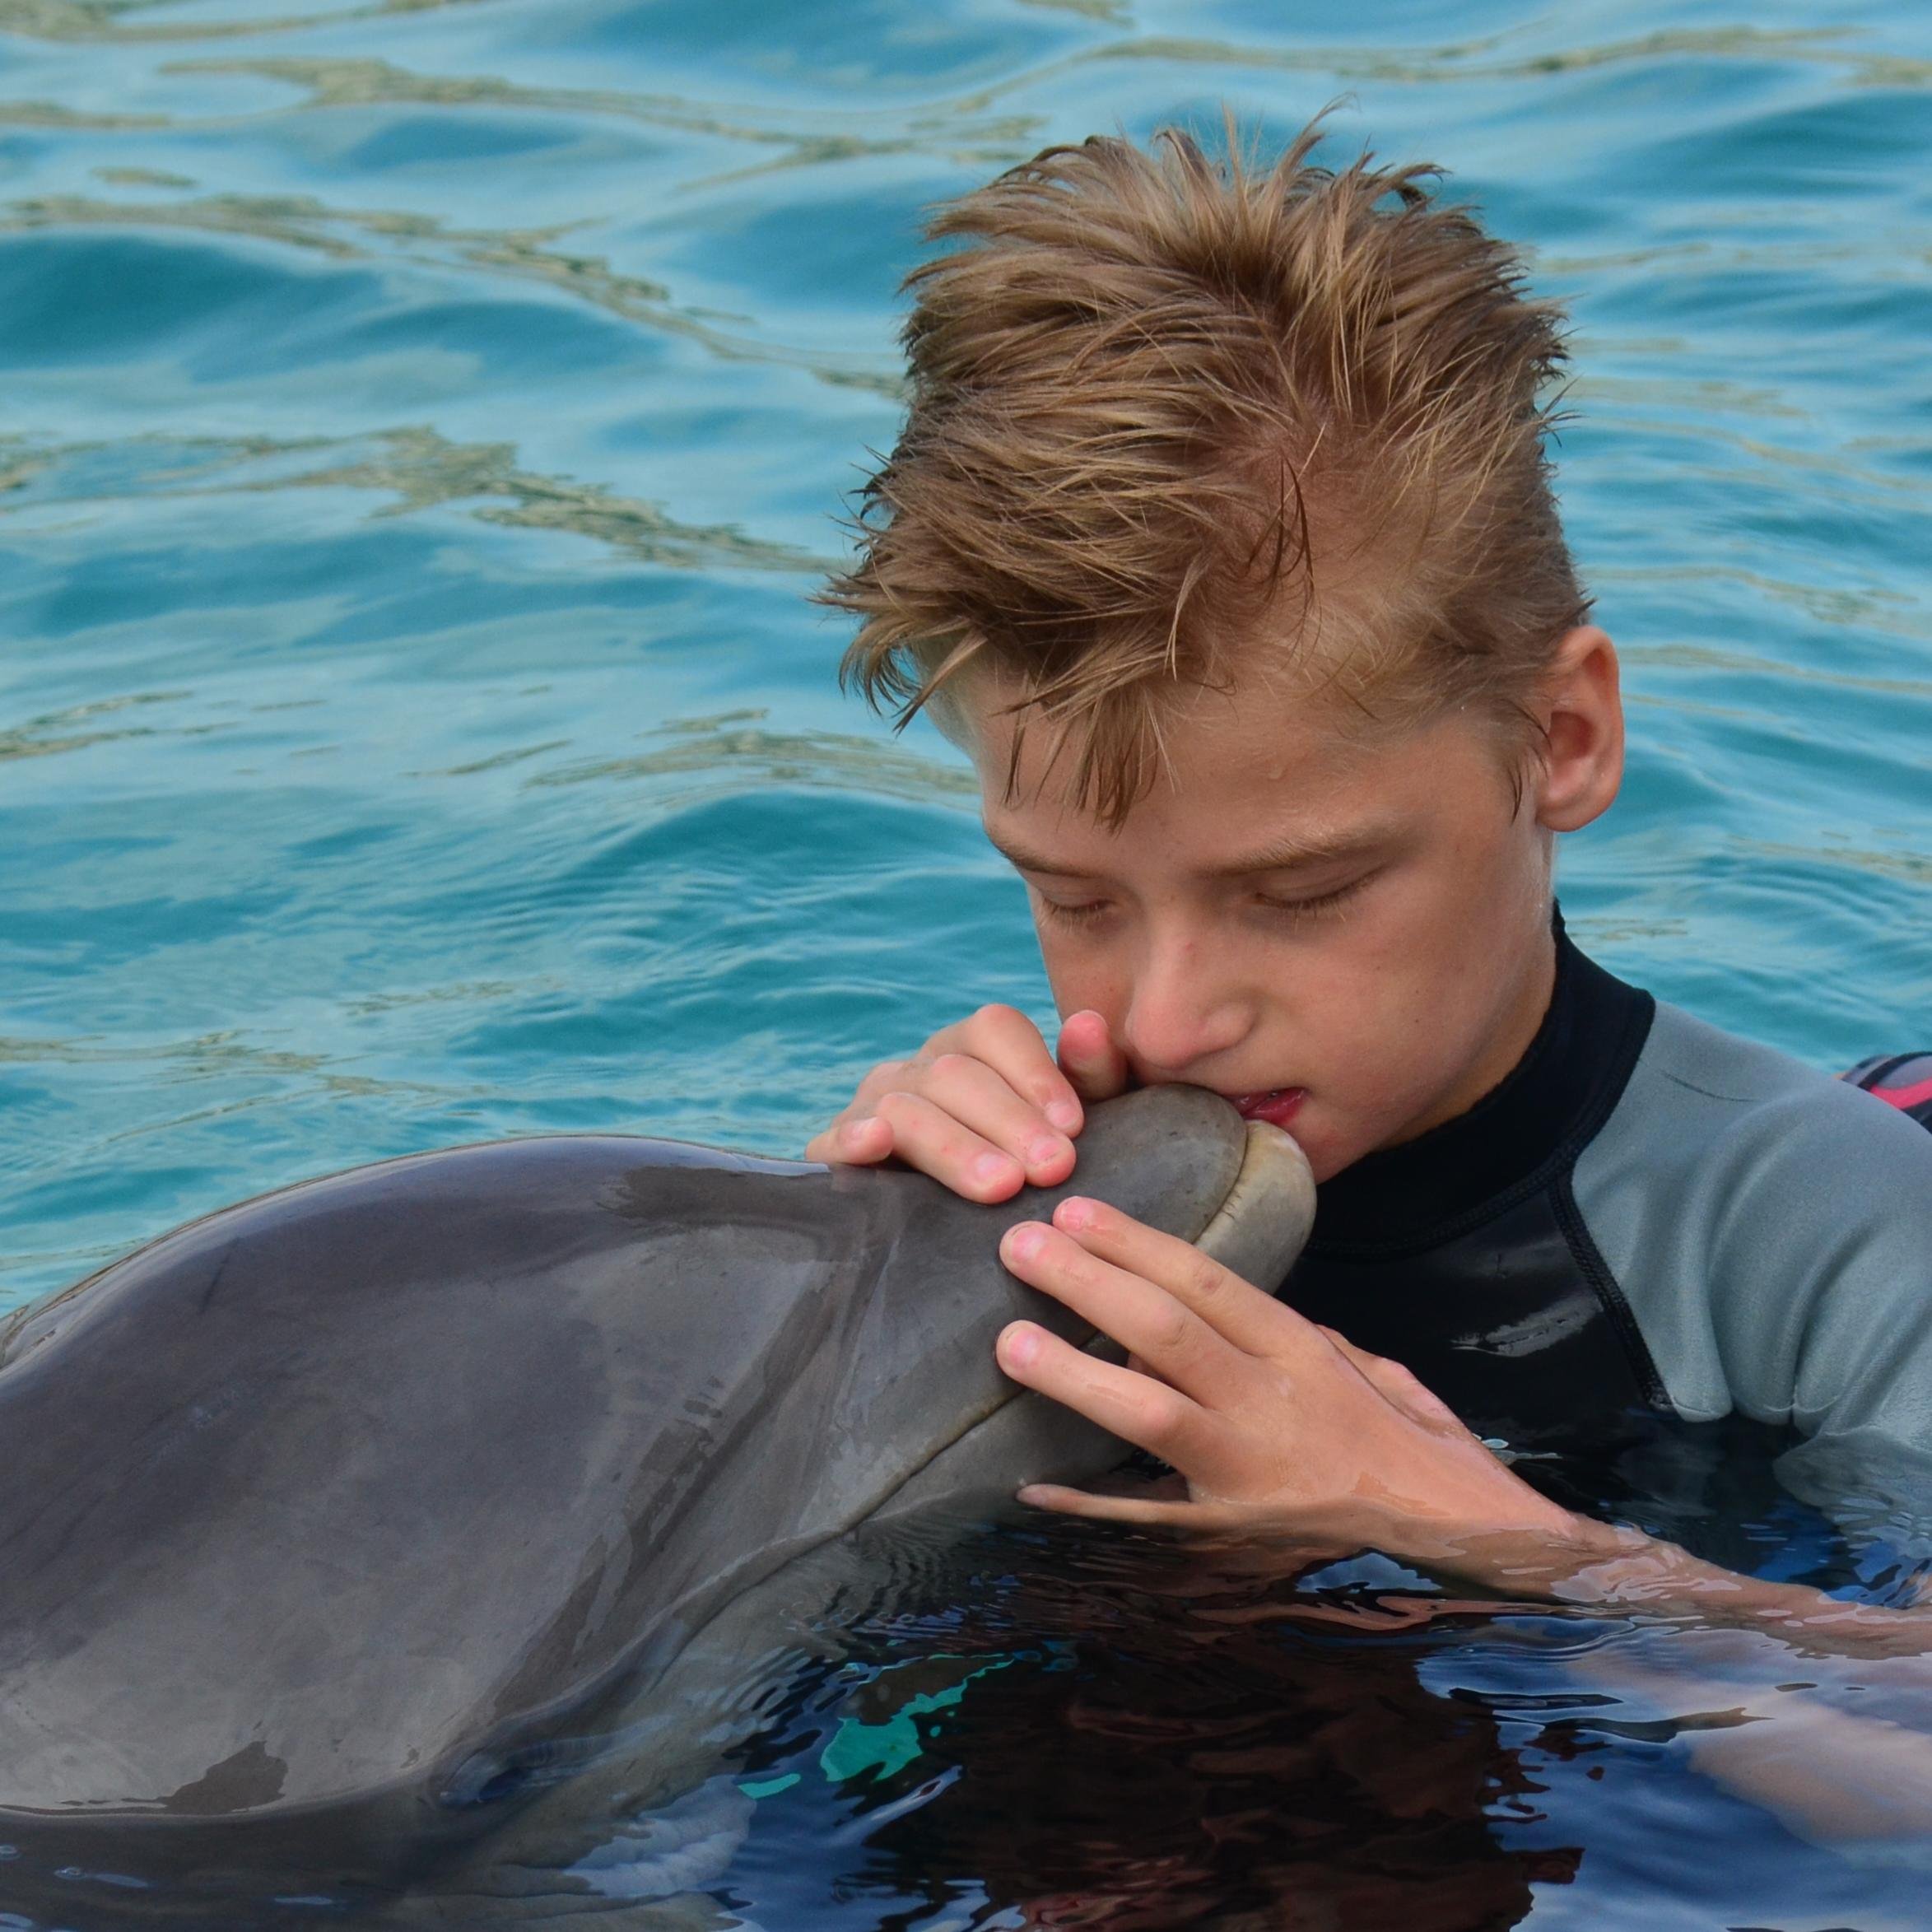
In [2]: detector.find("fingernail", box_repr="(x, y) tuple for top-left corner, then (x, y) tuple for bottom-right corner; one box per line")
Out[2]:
(1027, 1134), (1070, 1169)
(973, 1152), (1018, 1185)
(1055, 1196), (1095, 1231)
(999, 1322), (1040, 1369)
(1002, 1222), (1046, 1263)
(1045, 1099), (1082, 1133)
(846, 1115), (878, 1141)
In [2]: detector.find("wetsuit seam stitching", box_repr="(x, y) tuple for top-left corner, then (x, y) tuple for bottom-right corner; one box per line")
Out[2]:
(1657, 1068), (1754, 1106)
(1550, 1170), (1668, 1410)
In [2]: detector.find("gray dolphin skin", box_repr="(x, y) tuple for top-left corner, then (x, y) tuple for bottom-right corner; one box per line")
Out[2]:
(0, 1085), (1313, 1922)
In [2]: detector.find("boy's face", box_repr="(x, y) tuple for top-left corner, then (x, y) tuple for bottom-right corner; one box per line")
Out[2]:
(962, 640), (1617, 1184)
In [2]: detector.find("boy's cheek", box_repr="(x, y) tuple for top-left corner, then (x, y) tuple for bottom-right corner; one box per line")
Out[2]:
(1035, 931), (1120, 1014)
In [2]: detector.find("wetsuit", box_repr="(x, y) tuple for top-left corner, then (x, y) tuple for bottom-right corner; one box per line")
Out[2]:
(1278, 914), (1932, 1464)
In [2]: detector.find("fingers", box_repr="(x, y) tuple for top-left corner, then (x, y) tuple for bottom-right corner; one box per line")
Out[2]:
(995, 1320), (1210, 1467)
(802, 1004), (1083, 1200)
(1046, 1196), (1301, 1359)
(909, 1051), (1078, 1182)
(1013, 1481), (1196, 1527)
(852, 1067), (1069, 1200)
(864, 1091), (1036, 1202)
(1056, 1008), (1130, 1105)
(999, 1220), (1238, 1407)
(1013, 1484), (1320, 1563)
(950, 1003), (1087, 1134)
(803, 1112), (893, 1167)
(1013, 1481), (1303, 1553)
(805, 1086), (1028, 1201)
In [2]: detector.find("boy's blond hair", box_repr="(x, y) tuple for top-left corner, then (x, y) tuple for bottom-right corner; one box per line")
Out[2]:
(817, 111), (1591, 825)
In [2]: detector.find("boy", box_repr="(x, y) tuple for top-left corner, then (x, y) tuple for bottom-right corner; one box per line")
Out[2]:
(805, 119), (1932, 1637)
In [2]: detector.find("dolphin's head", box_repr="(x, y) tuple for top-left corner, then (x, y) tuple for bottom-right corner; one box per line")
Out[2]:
(432, 1090), (1317, 1865)
(830, 1084), (1317, 1520)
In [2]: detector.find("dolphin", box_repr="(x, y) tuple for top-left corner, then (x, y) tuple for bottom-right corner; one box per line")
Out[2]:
(0, 1085), (1313, 1922)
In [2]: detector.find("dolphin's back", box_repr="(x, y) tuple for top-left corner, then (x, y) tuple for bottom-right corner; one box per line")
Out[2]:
(0, 1136), (870, 1832)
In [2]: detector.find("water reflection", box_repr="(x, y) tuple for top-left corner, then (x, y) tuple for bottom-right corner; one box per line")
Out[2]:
(533, 712), (978, 807)
(673, 1424), (1932, 1930)
(0, 427), (821, 574)
(0, 192), (902, 393)
(184, 54), (1032, 189)
(822, 1557), (1581, 1930)
(0, 0), (502, 44)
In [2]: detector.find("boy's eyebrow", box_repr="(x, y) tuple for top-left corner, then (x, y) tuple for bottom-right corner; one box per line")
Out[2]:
(985, 825), (1395, 880)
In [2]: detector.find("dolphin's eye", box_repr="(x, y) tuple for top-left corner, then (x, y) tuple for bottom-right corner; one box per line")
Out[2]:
(439, 1734), (599, 1808)
(439, 1745), (547, 1809)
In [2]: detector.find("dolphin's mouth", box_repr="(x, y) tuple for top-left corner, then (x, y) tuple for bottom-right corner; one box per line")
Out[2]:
(1187, 1118), (1318, 1291)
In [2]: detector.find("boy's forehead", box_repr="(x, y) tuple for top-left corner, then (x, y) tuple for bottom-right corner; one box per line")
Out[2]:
(951, 656), (1376, 783)
(963, 671), (1427, 875)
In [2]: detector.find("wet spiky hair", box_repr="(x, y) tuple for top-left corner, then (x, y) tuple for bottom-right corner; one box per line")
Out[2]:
(817, 109), (1590, 824)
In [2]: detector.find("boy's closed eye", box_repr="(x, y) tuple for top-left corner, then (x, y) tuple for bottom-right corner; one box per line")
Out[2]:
(1031, 871), (1377, 929)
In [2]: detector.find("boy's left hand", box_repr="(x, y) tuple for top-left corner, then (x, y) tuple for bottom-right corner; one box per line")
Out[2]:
(994, 1194), (1599, 1571)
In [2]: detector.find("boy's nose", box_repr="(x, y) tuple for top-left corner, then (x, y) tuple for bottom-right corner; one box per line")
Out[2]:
(1119, 942), (1253, 1082)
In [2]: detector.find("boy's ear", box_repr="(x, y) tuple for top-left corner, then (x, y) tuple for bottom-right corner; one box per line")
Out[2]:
(1531, 626), (1623, 833)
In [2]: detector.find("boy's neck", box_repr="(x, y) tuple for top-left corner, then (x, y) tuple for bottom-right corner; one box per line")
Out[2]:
(1306, 910), (1656, 1251)
(1380, 903), (1562, 1152)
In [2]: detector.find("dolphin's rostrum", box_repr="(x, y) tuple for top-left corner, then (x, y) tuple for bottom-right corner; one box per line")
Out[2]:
(0, 1084), (1314, 1918)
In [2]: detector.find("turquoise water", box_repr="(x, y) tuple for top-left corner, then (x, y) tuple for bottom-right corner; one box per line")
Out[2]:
(1, 0), (1930, 1925)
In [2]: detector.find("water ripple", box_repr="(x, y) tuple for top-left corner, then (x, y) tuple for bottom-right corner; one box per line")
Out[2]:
(0, 189), (907, 390)
(0, 0), (503, 44)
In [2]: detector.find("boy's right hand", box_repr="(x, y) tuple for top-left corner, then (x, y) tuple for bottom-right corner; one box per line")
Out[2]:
(804, 1005), (1130, 1202)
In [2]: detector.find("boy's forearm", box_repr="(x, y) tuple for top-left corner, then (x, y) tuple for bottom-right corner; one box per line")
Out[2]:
(1442, 1511), (1932, 1656)
(1407, 1510), (1932, 1846)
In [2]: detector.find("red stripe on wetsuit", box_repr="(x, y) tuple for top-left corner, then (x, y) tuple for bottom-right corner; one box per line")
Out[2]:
(1871, 1073), (1932, 1114)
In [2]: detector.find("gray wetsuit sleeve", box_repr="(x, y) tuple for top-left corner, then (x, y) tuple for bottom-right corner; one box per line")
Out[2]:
(1571, 1001), (1932, 1449)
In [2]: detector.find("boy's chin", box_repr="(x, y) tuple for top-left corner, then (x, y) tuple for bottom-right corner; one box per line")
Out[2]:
(1261, 1103), (1350, 1185)
(1283, 1101), (1418, 1185)
(1300, 1143), (1356, 1187)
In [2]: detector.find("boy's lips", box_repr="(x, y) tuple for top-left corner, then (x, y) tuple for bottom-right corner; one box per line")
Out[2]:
(1226, 1087), (1306, 1129)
